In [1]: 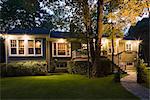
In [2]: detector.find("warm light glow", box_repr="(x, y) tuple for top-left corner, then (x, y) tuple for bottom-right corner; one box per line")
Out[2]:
(23, 34), (30, 40)
(35, 41), (41, 48)
(102, 38), (108, 45)
(57, 38), (66, 43)
(126, 40), (131, 44)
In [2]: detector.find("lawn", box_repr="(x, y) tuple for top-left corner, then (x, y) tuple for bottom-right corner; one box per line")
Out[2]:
(0, 74), (138, 100)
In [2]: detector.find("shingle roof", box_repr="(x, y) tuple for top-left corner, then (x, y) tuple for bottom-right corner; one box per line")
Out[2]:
(50, 31), (78, 38)
(7, 28), (50, 34)
(123, 36), (139, 40)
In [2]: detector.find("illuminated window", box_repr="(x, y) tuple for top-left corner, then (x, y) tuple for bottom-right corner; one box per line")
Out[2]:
(52, 42), (71, 57)
(35, 40), (42, 54)
(18, 40), (24, 54)
(126, 43), (132, 51)
(10, 40), (17, 54)
(58, 43), (66, 55)
(9, 39), (42, 56)
(28, 40), (34, 54)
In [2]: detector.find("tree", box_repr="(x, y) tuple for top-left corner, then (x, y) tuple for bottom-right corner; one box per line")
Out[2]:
(0, 0), (49, 31)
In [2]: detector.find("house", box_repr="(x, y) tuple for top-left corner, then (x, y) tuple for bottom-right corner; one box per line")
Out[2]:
(0, 28), (141, 72)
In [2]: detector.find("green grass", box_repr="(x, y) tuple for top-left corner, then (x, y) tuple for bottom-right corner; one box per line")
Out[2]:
(0, 74), (138, 100)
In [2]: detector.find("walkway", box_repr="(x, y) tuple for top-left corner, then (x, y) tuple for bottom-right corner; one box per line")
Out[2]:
(121, 71), (150, 100)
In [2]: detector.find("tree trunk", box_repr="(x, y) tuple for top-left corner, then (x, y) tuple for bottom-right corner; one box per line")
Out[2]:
(92, 0), (104, 77)
(111, 28), (115, 73)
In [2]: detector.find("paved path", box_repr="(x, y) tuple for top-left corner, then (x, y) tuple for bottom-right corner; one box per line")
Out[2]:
(121, 71), (150, 100)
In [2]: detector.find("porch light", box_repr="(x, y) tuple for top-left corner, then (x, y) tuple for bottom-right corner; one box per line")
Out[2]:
(23, 34), (30, 40)
(57, 38), (66, 43)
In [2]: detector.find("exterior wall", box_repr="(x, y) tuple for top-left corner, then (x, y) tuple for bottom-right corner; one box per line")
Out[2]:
(102, 39), (140, 69)
(6, 34), (48, 62)
(49, 41), (81, 69)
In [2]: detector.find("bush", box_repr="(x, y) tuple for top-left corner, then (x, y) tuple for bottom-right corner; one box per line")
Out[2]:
(67, 60), (89, 75)
(0, 61), (47, 77)
(92, 57), (113, 77)
(137, 59), (147, 83)
(49, 59), (57, 72)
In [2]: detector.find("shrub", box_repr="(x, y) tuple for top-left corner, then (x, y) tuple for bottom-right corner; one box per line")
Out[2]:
(67, 60), (89, 75)
(137, 59), (147, 83)
(49, 59), (57, 72)
(0, 61), (47, 77)
(92, 57), (113, 77)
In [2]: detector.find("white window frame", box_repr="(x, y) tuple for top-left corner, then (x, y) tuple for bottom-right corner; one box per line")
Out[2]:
(9, 39), (43, 56)
(126, 43), (132, 51)
(52, 42), (71, 57)
(10, 40), (17, 56)
(27, 39), (43, 56)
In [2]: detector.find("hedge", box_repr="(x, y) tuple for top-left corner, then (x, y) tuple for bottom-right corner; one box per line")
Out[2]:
(67, 61), (89, 75)
(0, 61), (47, 77)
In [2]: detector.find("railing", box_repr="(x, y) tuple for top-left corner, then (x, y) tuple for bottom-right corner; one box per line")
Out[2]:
(72, 49), (88, 60)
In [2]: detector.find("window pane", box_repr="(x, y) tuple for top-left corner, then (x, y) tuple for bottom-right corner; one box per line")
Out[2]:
(58, 43), (66, 55)
(18, 40), (24, 54)
(19, 48), (24, 54)
(58, 50), (66, 55)
(35, 48), (41, 54)
(35, 40), (41, 48)
(35, 40), (42, 54)
(19, 40), (24, 48)
(28, 40), (34, 54)
(10, 40), (17, 54)
(11, 40), (16, 47)
(11, 48), (16, 54)
(28, 40), (34, 48)
(28, 48), (34, 54)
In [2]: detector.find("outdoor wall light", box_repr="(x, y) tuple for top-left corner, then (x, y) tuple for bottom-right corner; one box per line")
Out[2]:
(57, 38), (66, 43)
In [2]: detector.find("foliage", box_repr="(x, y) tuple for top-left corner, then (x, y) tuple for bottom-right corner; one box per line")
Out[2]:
(128, 18), (149, 65)
(137, 59), (147, 83)
(49, 59), (57, 72)
(67, 61), (89, 75)
(0, 0), (49, 30)
(92, 56), (113, 77)
(0, 61), (47, 77)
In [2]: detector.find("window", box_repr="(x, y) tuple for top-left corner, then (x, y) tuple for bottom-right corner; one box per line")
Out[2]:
(52, 42), (71, 57)
(58, 43), (66, 55)
(18, 40), (24, 54)
(28, 40), (34, 54)
(10, 40), (17, 54)
(35, 40), (42, 54)
(126, 43), (132, 51)
(9, 39), (42, 56)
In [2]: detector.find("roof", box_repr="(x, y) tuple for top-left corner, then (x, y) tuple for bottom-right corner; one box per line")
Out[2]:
(50, 31), (78, 38)
(1, 28), (141, 40)
(123, 36), (141, 40)
(2, 28), (50, 35)
(0, 28), (79, 38)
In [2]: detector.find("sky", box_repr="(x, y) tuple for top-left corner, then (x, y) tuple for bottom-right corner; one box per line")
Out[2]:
(40, 0), (149, 34)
